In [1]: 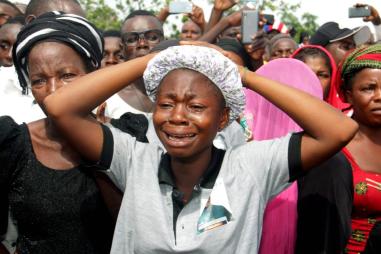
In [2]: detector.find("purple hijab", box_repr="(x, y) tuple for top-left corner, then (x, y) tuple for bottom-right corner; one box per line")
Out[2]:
(244, 58), (322, 254)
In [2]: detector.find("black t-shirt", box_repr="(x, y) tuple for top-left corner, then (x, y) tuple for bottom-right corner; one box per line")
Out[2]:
(0, 116), (113, 254)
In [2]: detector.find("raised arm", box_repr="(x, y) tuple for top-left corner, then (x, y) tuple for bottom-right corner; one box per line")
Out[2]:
(188, 5), (206, 32)
(240, 67), (358, 170)
(43, 54), (155, 162)
(206, 0), (237, 32)
(156, 6), (170, 23)
(199, 10), (241, 43)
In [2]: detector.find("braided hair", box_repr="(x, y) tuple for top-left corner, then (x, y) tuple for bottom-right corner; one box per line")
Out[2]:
(12, 11), (104, 94)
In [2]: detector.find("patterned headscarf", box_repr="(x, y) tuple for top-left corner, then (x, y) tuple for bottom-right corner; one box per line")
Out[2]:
(341, 44), (381, 78)
(338, 44), (381, 101)
(13, 11), (104, 94)
(143, 45), (245, 124)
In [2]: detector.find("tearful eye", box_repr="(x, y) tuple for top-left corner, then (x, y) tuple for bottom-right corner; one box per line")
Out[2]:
(361, 85), (376, 92)
(159, 103), (173, 109)
(31, 78), (46, 87)
(189, 104), (206, 112)
(62, 73), (77, 80)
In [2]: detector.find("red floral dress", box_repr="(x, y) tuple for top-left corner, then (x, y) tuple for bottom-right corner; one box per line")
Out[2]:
(343, 148), (381, 254)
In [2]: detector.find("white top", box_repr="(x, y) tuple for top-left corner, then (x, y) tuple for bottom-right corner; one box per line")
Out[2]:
(105, 94), (150, 119)
(0, 66), (44, 124)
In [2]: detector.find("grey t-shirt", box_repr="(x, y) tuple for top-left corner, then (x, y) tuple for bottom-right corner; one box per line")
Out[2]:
(100, 125), (302, 254)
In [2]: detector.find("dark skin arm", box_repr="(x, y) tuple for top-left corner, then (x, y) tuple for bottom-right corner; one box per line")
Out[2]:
(199, 10), (242, 43)
(156, 6), (170, 23)
(45, 43), (358, 171)
(44, 54), (156, 162)
(180, 40), (359, 170)
(187, 5), (206, 32)
(205, 0), (238, 32)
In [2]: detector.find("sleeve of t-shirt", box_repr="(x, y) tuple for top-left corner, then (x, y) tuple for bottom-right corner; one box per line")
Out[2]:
(97, 123), (142, 191)
(236, 132), (303, 201)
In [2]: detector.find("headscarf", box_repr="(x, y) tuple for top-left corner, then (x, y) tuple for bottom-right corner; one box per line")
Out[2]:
(341, 44), (381, 82)
(243, 58), (322, 254)
(13, 11), (104, 94)
(291, 45), (351, 112)
(143, 45), (245, 124)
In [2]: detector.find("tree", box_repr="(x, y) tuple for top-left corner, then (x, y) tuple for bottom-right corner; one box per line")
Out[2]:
(79, 0), (181, 37)
(262, 0), (319, 41)
(79, 0), (122, 30)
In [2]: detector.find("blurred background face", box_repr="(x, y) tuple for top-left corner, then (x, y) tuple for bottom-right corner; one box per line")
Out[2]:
(0, 23), (22, 67)
(270, 38), (297, 60)
(26, 1), (86, 23)
(220, 26), (240, 40)
(121, 15), (163, 60)
(0, 3), (20, 26)
(101, 36), (124, 68)
(325, 37), (356, 66)
(303, 56), (331, 98)
(180, 20), (202, 41)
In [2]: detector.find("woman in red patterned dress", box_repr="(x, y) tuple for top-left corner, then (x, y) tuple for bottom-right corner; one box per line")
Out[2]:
(340, 44), (381, 254)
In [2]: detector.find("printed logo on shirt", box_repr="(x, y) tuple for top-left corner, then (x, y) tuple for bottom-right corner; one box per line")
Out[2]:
(197, 178), (233, 234)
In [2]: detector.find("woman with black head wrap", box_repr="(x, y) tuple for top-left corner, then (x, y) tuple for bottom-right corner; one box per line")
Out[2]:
(0, 12), (113, 253)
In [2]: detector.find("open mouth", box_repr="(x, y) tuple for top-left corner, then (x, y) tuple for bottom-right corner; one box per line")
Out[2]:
(166, 133), (196, 140)
(163, 132), (197, 147)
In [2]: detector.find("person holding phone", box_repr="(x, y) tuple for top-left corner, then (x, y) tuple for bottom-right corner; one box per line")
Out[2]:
(354, 3), (381, 43)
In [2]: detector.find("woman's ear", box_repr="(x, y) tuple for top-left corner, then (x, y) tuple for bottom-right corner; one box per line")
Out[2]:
(218, 107), (230, 131)
(26, 15), (36, 24)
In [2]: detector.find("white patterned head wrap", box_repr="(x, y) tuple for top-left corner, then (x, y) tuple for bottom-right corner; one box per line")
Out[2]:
(143, 45), (245, 124)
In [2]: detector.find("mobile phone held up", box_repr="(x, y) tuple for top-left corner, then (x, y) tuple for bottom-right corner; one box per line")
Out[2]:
(348, 7), (371, 18)
(241, 10), (259, 44)
(169, 1), (192, 14)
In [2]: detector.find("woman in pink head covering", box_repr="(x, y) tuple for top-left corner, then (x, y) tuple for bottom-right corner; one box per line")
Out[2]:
(244, 58), (323, 254)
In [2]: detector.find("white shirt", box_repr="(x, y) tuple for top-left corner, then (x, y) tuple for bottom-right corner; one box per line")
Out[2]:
(105, 94), (150, 119)
(0, 66), (45, 124)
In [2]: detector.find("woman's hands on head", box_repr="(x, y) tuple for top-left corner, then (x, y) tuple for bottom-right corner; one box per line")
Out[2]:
(179, 40), (230, 57)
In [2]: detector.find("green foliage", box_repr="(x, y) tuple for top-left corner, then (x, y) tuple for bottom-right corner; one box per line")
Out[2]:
(262, 0), (318, 41)
(79, 0), (122, 30)
(79, 0), (180, 37)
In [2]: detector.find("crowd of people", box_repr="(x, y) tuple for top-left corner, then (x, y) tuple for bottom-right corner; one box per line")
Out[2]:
(0, 0), (380, 253)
